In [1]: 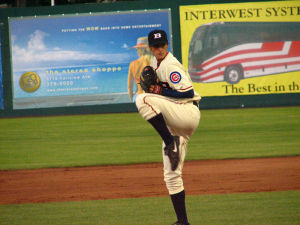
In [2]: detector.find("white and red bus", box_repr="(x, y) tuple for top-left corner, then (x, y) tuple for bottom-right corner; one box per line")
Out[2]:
(188, 22), (300, 84)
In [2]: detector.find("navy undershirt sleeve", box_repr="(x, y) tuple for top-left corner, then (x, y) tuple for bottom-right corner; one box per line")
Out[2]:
(161, 89), (194, 98)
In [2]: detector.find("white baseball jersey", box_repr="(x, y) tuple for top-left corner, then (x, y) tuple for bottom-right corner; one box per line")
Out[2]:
(150, 52), (201, 103)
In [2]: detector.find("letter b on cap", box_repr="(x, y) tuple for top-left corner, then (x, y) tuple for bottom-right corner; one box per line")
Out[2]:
(154, 33), (162, 39)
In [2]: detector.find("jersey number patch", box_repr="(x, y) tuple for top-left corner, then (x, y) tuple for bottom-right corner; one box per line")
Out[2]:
(170, 72), (182, 84)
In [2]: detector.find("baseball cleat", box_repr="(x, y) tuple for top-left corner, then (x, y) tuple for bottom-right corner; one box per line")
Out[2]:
(172, 221), (190, 225)
(164, 136), (180, 171)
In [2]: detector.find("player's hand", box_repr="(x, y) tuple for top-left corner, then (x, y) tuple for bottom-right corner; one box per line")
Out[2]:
(149, 84), (162, 95)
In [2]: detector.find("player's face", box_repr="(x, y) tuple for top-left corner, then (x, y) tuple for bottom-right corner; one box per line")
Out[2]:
(150, 44), (169, 63)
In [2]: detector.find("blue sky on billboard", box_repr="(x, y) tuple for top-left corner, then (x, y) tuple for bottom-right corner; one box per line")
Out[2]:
(10, 10), (171, 71)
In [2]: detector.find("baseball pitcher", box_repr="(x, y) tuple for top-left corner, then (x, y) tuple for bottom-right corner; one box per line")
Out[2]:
(136, 30), (201, 225)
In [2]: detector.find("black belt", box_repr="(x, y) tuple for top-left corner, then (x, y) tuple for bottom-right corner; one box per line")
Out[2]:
(193, 101), (199, 107)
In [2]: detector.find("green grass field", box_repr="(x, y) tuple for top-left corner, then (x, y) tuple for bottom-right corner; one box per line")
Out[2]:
(0, 191), (299, 225)
(0, 106), (300, 225)
(0, 106), (299, 170)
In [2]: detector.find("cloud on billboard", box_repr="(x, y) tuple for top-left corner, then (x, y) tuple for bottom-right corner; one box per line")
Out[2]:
(12, 29), (130, 70)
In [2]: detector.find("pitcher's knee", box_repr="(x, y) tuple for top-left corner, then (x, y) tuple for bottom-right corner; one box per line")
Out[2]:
(135, 93), (160, 120)
(135, 93), (146, 110)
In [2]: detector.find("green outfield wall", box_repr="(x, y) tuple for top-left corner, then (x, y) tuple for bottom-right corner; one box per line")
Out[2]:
(0, 0), (299, 117)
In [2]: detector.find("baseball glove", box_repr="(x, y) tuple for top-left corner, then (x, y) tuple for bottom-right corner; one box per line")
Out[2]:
(140, 66), (162, 94)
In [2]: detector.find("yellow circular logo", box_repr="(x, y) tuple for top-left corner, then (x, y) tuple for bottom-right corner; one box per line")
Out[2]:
(19, 72), (41, 93)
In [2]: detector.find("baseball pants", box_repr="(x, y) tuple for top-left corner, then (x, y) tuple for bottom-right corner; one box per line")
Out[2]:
(135, 93), (200, 195)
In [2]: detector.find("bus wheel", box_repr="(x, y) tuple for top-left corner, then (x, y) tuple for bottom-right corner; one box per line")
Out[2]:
(224, 65), (243, 84)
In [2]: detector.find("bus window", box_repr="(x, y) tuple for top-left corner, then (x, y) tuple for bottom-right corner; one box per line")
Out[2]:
(189, 26), (207, 66)
(193, 39), (203, 54)
(206, 29), (220, 58)
(220, 33), (229, 46)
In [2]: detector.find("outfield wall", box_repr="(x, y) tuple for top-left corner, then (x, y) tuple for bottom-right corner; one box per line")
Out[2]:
(0, 0), (299, 117)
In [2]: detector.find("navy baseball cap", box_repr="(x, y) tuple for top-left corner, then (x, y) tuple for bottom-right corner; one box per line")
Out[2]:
(148, 30), (169, 47)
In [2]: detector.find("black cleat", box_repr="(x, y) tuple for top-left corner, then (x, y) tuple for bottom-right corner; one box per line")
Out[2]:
(172, 221), (190, 225)
(164, 136), (180, 171)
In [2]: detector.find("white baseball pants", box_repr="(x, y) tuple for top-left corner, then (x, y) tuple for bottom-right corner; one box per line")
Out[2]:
(135, 93), (200, 195)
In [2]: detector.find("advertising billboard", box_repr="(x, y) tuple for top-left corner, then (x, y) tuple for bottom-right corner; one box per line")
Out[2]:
(9, 9), (171, 109)
(180, 1), (300, 97)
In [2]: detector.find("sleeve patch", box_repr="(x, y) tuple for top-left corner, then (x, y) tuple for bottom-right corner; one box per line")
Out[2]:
(169, 71), (182, 84)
